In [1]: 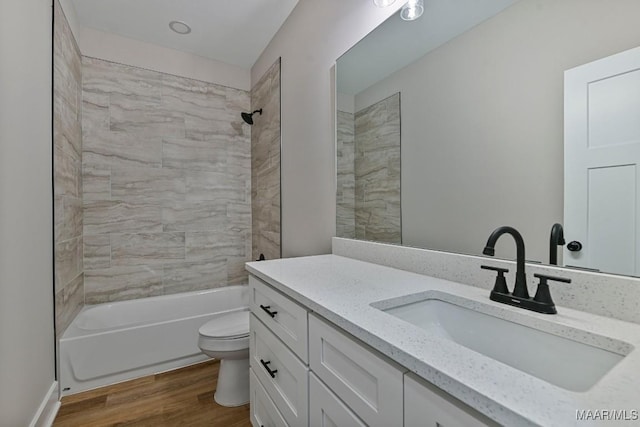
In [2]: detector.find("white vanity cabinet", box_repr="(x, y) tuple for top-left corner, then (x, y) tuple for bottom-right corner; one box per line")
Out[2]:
(249, 275), (308, 362)
(309, 372), (366, 427)
(249, 276), (309, 427)
(249, 273), (498, 427)
(405, 373), (497, 427)
(249, 369), (290, 427)
(308, 314), (405, 427)
(250, 314), (308, 426)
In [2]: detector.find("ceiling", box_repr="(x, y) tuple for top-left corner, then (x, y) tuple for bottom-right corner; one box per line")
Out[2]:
(337, 0), (519, 95)
(71, 0), (299, 69)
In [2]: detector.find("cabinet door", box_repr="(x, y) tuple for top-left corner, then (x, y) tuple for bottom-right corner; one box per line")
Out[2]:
(250, 368), (289, 427)
(405, 373), (497, 427)
(250, 275), (309, 362)
(309, 373), (366, 427)
(250, 314), (309, 427)
(309, 314), (404, 427)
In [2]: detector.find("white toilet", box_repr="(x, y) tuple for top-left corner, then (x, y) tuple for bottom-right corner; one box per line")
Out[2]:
(198, 310), (250, 407)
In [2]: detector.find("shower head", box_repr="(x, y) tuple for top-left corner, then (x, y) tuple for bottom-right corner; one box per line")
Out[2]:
(241, 109), (263, 125)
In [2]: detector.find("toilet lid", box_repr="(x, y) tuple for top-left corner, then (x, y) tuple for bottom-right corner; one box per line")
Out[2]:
(199, 311), (250, 339)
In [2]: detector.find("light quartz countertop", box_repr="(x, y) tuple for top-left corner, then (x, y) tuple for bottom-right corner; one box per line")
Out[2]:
(246, 254), (640, 427)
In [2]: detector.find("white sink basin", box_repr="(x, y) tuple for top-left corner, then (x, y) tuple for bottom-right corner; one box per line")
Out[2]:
(378, 295), (628, 392)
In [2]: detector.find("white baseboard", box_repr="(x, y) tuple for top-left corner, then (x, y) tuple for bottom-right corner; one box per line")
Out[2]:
(30, 381), (60, 427)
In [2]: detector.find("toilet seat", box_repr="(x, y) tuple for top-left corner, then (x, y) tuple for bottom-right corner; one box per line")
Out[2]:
(199, 310), (249, 339)
(198, 311), (250, 353)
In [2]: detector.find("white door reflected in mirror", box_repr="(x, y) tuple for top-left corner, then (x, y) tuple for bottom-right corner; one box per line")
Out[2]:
(565, 46), (640, 276)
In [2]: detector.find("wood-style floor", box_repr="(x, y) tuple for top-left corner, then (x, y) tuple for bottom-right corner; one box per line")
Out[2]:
(53, 361), (252, 427)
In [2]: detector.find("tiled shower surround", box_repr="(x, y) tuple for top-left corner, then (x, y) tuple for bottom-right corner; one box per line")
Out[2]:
(82, 57), (252, 303)
(337, 93), (401, 244)
(54, 2), (84, 336)
(250, 59), (281, 260)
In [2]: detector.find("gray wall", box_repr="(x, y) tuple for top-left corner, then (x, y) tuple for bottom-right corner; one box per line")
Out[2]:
(356, 0), (640, 262)
(82, 57), (252, 303)
(251, 0), (398, 257)
(54, 0), (84, 338)
(0, 0), (55, 424)
(251, 58), (282, 261)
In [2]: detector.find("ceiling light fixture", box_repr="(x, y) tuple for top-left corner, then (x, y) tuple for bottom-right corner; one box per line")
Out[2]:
(400, 0), (424, 20)
(169, 20), (191, 35)
(373, 0), (396, 7)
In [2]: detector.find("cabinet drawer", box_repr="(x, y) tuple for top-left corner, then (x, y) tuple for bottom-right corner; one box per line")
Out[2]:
(250, 368), (289, 427)
(250, 314), (309, 427)
(405, 373), (497, 427)
(309, 314), (405, 427)
(250, 275), (308, 362)
(309, 373), (366, 427)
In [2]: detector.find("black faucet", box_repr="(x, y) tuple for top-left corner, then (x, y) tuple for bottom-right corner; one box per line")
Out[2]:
(482, 226), (571, 314)
(483, 226), (529, 298)
(549, 223), (565, 265)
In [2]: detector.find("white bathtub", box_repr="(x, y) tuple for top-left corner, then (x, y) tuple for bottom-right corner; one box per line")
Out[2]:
(59, 285), (248, 396)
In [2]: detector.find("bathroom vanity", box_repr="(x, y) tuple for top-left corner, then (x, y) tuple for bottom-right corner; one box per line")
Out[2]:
(246, 240), (640, 426)
(247, 273), (495, 427)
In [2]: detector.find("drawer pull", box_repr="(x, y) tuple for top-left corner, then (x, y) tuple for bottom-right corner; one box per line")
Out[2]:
(260, 359), (278, 378)
(260, 304), (278, 318)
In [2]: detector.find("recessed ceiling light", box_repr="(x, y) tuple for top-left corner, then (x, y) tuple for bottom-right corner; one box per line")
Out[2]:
(400, 0), (424, 20)
(169, 21), (191, 35)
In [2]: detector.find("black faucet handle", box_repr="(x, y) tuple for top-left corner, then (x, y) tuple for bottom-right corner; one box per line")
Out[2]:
(481, 265), (509, 294)
(481, 265), (509, 274)
(533, 273), (571, 307)
(533, 273), (571, 284)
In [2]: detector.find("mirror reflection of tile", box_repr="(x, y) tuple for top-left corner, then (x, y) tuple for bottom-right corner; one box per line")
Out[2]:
(337, 93), (400, 244)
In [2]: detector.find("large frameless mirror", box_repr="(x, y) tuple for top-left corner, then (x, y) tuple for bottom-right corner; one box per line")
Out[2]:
(336, 0), (640, 277)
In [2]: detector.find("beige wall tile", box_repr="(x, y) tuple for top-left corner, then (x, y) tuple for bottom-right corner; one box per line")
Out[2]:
(85, 265), (163, 303)
(82, 57), (252, 301)
(185, 170), (249, 203)
(227, 257), (249, 285)
(57, 196), (83, 242)
(83, 56), (162, 99)
(109, 93), (186, 137)
(55, 236), (82, 294)
(162, 137), (229, 172)
(82, 91), (110, 133)
(54, 146), (82, 197)
(161, 201), (228, 232)
(185, 230), (249, 261)
(54, 95), (82, 160)
(251, 58), (281, 261)
(84, 200), (163, 234)
(54, 0), (84, 337)
(162, 260), (227, 294)
(84, 234), (111, 269)
(111, 232), (186, 266)
(83, 164), (111, 202)
(83, 130), (163, 168)
(55, 273), (84, 339)
(111, 167), (185, 203)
